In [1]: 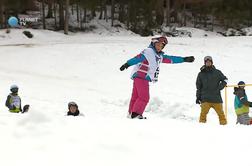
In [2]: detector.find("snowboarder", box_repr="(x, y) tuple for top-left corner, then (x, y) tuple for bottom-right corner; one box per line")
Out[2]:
(196, 56), (228, 125)
(120, 36), (195, 119)
(67, 101), (81, 116)
(233, 81), (252, 125)
(5, 85), (23, 113)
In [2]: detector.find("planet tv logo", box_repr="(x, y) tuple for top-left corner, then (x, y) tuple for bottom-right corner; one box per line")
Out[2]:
(8, 16), (39, 27)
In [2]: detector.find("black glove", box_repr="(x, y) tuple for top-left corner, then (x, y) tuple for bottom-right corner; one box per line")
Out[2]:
(196, 98), (201, 104)
(249, 102), (252, 107)
(183, 56), (195, 62)
(120, 63), (130, 71)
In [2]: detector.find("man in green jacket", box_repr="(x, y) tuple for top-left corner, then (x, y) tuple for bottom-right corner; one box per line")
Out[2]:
(196, 56), (228, 125)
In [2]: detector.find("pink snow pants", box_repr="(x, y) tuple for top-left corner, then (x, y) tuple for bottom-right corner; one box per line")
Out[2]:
(128, 78), (150, 115)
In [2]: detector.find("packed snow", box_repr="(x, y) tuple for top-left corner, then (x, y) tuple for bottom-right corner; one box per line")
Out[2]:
(0, 28), (252, 166)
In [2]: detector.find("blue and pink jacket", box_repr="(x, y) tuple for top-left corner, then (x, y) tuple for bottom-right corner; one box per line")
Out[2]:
(127, 43), (185, 82)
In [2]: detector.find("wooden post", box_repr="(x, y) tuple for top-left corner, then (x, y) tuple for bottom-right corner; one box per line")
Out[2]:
(225, 86), (227, 119)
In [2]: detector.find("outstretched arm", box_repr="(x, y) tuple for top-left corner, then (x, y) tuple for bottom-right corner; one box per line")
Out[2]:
(162, 54), (194, 64)
(120, 54), (146, 71)
(162, 54), (184, 64)
(127, 54), (146, 66)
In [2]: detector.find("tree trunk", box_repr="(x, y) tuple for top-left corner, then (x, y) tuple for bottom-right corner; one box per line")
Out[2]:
(155, 0), (164, 26)
(59, 0), (65, 30)
(71, 2), (74, 15)
(80, 9), (83, 29)
(42, 0), (46, 29)
(166, 0), (170, 26)
(84, 7), (87, 23)
(182, 2), (186, 26)
(111, 0), (114, 26)
(76, 1), (79, 23)
(47, 0), (53, 18)
(126, 2), (130, 29)
(211, 15), (214, 31)
(0, 2), (4, 29)
(54, 0), (57, 29)
(118, 1), (124, 23)
(99, 0), (103, 19)
(105, 4), (108, 22)
(64, 0), (69, 34)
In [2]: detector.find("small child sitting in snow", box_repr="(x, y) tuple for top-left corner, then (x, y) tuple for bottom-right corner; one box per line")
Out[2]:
(5, 85), (22, 113)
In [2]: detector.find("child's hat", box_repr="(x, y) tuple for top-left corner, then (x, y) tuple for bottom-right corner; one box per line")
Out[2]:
(238, 81), (245, 86)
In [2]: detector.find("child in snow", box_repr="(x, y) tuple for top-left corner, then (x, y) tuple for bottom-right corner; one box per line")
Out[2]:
(120, 36), (195, 119)
(67, 102), (81, 116)
(233, 81), (252, 125)
(5, 85), (22, 113)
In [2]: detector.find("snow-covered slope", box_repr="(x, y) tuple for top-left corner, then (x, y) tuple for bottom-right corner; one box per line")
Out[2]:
(0, 29), (252, 166)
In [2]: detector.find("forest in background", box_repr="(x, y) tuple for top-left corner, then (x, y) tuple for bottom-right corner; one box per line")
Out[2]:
(0, 0), (252, 36)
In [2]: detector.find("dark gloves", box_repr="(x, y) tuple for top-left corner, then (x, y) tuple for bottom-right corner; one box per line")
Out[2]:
(120, 63), (130, 71)
(183, 56), (195, 62)
(249, 102), (252, 107)
(196, 98), (201, 104)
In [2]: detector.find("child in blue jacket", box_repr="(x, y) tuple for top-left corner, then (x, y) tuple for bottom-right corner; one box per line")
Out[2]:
(234, 81), (252, 125)
(120, 36), (194, 119)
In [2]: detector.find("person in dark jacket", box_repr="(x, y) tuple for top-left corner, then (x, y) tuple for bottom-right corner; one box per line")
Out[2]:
(233, 81), (252, 125)
(196, 56), (228, 125)
(67, 102), (80, 116)
(5, 85), (22, 113)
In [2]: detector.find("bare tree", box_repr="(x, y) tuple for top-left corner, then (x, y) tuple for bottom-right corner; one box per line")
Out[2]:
(54, 0), (57, 29)
(47, 0), (54, 18)
(76, 0), (80, 23)
(166, 0), (171, 26)
(59, 0), (65, 30)
(111, 0), (114, 26)
(42, 0), (46, 29)
(64, 0), (69, 34)
(0, 0), (4, 28)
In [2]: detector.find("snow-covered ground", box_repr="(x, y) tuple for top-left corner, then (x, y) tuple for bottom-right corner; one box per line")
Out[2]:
(0, 29), (252, 166)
